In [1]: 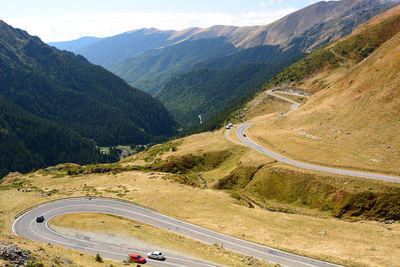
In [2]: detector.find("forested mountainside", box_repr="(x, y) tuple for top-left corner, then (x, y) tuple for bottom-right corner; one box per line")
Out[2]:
(0, 95), (102, 178)
(157, 47), (304, 127)
(0, 20), (177, 145)
(50, 0), (399, 128)
(0, 20), (177, 177)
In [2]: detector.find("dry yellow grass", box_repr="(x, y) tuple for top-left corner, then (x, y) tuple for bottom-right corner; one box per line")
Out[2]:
(242, 92), (289, 121)
(173, 130), (235, 156)
(1, 169), (400, 267)
(125, 129), (236, 165)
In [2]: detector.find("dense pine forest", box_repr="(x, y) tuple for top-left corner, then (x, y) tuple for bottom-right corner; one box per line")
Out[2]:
(0, 20), (177, 177)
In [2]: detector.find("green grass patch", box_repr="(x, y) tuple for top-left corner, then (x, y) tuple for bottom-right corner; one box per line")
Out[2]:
(40, 163), (144, 177)
(143, 140), (183, 162)
(151, 150), (232, 174)
(213, 165), (262, 190)
(333, 14), (400, 62)
(215, 164), (400, 221)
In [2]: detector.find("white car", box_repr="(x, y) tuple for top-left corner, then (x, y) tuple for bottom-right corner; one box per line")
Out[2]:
(147, 251), (166, 261)
(225, 123), (233, 129)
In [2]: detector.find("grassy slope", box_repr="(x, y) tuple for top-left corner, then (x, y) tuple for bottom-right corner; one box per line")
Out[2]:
(245, 6), (400, 175)
(1, 128), (400, 266)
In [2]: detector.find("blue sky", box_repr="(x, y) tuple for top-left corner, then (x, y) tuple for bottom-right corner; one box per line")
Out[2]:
(1, 0), (330, 42)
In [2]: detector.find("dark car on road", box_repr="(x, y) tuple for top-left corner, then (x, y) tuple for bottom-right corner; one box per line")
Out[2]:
(36, 216), (45, 223)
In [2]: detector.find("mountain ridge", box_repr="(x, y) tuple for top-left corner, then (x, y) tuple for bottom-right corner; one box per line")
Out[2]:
(51, 0), (400, 54)
(48, 0), (400, 128)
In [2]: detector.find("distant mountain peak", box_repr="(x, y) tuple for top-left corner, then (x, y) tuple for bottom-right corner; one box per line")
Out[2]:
(124, 27), (174, 35)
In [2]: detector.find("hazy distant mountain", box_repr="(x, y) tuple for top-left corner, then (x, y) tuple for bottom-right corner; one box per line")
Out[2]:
(50, 0), (400, 127)
(55, 0), (400, 63)
(75, 28), (180, 67)
(48, 36), (101, 53)
(0, 20), (177, 176)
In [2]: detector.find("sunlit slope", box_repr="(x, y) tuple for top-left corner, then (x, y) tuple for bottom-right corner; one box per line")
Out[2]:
(247, 6), (400, 175)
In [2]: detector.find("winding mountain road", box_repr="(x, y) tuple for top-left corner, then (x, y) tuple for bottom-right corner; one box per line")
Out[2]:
(13, 197), (342, 267)
(13, 89), (396, 266)
(267, 90), (304, 117)
(12, 198), (217, 267)
(231, 90), (400, 183)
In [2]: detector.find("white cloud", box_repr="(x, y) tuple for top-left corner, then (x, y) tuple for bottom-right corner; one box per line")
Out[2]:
(4, 8), (296, 42)
(260, 0), (283, 8)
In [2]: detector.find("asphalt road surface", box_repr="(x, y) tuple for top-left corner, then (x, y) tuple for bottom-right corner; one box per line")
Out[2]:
(232, 90), (400, 182)
(13, 198), (342, 267)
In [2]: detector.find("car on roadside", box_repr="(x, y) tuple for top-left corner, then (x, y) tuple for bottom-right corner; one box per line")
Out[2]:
(147, 251), (166, 261)
(225, 123), (233, 129)
(36, 216), (45, 223)
(128, 253), (146, 264)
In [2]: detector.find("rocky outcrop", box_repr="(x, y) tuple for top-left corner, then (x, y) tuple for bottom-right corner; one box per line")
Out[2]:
(0, 243), (33, 266)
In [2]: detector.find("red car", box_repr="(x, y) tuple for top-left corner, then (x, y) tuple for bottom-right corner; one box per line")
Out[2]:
(129, 253), (147, 264)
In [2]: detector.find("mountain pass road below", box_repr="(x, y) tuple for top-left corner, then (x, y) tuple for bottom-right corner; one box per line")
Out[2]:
(13, 197), (343, 267)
